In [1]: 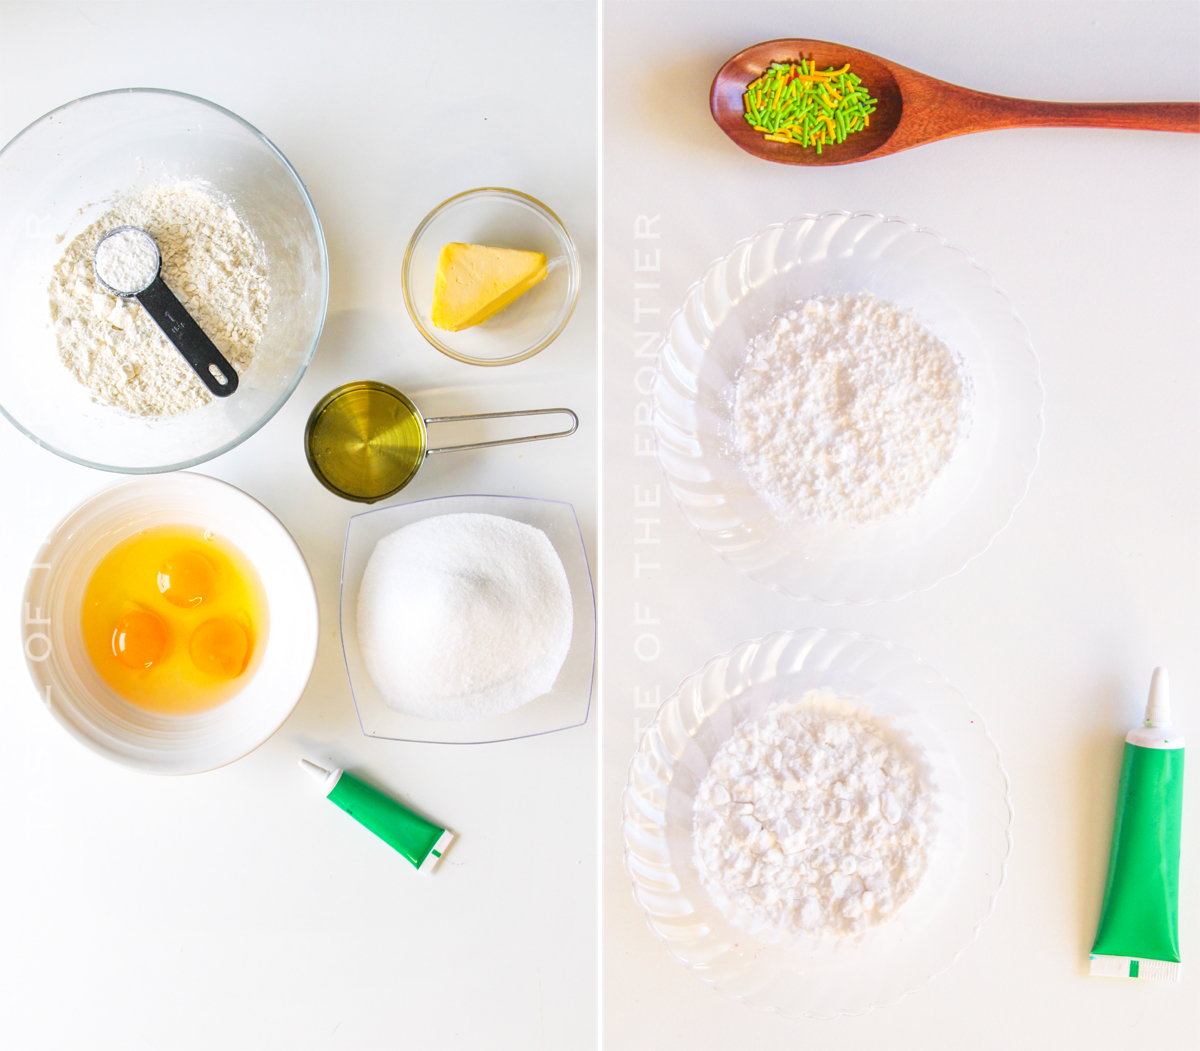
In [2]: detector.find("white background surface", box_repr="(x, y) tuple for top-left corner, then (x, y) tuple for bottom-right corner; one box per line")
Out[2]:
(0, 3), (597, 1049)
(602, 2), (1198, 1049)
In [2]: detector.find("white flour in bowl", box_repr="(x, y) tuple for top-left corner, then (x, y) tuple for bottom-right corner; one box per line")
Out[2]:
(48, 181), (269, 417)
(693, 693), (932, 938)
(733, 294), (967, 525)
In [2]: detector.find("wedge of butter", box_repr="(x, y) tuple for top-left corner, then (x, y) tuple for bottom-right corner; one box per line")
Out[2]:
(430, 243), (548, 331)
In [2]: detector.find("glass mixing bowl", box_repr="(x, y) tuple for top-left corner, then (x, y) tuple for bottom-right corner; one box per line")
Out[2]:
(622, 628), (1012, 1017)
(0, 89), (328, 472)
(652, 211), (1044, 603)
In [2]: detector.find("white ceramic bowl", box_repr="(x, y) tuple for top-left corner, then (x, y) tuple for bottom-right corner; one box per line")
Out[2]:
(21, 473), (319, 774)
(340, 494), (595, 744)
(652, 211), (1044, 603)
(0, 88), (328, 472)
(622, 629), (1012, 1017)
(402, 188), (580, 366)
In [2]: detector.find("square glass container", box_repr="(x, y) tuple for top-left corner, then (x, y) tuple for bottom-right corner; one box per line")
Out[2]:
(340, 494), (595, 743)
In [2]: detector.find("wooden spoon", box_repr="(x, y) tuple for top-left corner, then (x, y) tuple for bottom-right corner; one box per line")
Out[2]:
(711, 38), (1200, 166)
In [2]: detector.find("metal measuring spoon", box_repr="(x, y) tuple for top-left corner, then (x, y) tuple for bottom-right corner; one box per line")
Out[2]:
(93, 226), (238, 397)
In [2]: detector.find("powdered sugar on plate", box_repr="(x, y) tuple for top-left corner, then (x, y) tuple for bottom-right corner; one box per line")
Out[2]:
(693, 691), (933, 938)
(733, 294), (969, 526)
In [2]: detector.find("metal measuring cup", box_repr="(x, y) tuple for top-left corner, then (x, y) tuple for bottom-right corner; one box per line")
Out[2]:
(93, 226), (239, 397)
(304, 381), (578, 503)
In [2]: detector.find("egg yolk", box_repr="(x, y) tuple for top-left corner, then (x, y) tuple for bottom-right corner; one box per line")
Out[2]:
(158, 550), (215, 608)
(189, 616), (249, 679)
(112, 610), (169, 670)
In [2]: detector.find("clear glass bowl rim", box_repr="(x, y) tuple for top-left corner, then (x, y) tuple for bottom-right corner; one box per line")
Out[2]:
(401, 186), (580, 366)
(0, 86), (330, 474)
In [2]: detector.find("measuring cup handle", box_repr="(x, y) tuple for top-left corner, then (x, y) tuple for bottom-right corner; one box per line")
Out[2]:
(136, 276), (239, 397)
(424, 407), (578, 455)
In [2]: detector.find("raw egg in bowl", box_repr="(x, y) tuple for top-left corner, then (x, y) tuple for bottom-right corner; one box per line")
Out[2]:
(22, 473), (318, 774)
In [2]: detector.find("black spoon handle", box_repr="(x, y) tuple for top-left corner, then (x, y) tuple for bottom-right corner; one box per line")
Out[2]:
(136, 276), (239, 397)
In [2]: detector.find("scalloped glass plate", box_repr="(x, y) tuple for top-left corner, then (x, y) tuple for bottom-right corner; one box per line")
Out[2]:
(621, 629), (1012, 1018)
(652, 211), (1043, 603)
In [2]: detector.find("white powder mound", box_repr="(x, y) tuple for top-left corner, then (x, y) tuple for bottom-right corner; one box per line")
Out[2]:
(357, 513), (573, 721)
(693, 693), (932, 938)
(94, 228), (159, 294)
(733, 294), (967, 525)
(48, 181), (269, 417)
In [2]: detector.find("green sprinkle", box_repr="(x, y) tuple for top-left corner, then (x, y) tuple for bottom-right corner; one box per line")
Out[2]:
(741, 57), (876, 152)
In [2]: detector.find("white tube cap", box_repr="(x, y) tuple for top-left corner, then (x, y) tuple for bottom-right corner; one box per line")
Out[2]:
(1127, 668), (1184, 749)
(299, 757), (343, 796)
(1145, 667), (1170, 727)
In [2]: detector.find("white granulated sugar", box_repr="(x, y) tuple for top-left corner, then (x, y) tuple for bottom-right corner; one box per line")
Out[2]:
(357, 513), (573, 721)
(48, 181), (269, 417)
(693, 693), (932, 938)
(733, 294), (967, 525)
(94, 228), (159, 294)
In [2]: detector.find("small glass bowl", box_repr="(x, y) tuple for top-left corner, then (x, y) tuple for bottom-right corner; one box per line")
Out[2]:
(402, 188), (580, 366)
(0, 88), (328, 473)
(339, 494), (595, 744)
(652, 212), (1044, 603)
(621, 628), (1012, 1017)
(21, 473), (319, 774)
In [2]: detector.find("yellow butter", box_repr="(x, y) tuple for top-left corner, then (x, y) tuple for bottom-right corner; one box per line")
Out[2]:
(430, 243), (548, 331)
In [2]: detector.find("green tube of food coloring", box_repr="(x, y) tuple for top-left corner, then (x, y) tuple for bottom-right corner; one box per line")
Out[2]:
(301, 759), (455, 873)
(1090, 668), (1184, 981)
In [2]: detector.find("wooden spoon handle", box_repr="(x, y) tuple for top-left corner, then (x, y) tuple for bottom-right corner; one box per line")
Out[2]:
(895, 64), (1200, 149)
(946, 91), (1200, 133)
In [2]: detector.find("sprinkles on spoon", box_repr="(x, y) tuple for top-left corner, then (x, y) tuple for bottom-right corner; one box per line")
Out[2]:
(743, 59), (877, 153)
